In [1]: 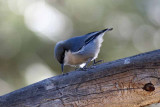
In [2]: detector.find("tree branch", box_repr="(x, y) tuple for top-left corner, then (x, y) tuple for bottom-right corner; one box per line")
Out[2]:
(1, 50), (160, 107)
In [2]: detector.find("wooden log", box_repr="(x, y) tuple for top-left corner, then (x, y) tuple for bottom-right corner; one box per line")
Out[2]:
(1, 49), (160, 107)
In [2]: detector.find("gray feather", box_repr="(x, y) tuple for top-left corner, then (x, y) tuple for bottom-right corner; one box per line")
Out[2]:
(63, 28), (113, 52)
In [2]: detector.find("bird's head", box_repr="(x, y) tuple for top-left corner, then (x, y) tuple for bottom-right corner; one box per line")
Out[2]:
(54, 41), (66, 73)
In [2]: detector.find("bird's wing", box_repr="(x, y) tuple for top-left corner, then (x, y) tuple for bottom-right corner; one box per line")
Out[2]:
(85, 28), (113, 45)
(65, 28), (113, 52)
(63, 36), (86, 52)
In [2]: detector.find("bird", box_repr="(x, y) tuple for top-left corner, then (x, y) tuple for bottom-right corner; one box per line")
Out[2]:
(54, 28), (113, 73)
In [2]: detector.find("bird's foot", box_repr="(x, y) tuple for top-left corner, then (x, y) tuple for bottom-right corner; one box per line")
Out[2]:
(93, 59), (104, 66)
(75, 67), (88, 71)
(89, 66), (96, 69)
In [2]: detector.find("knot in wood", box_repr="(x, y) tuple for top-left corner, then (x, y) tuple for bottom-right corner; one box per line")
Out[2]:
(143, 83), (155, 92)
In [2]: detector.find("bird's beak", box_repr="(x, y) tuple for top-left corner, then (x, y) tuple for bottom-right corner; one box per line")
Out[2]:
(61, 64), (64, 74)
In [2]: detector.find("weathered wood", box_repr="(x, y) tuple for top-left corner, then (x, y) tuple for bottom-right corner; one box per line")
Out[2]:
(1, 50), (160, 107)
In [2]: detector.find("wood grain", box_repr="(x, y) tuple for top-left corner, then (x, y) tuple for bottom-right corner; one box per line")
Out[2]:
(1, 50), (160, 107)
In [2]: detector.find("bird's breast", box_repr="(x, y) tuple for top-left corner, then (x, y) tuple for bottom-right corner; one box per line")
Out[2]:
(64, 50), (88, 66)
(63, 33), (104, 66)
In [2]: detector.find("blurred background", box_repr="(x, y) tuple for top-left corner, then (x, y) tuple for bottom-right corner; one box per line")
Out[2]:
(0, 0), (160, 106)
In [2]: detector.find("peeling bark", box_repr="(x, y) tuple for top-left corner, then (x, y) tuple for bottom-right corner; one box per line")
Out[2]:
(1, 50), (160, 107)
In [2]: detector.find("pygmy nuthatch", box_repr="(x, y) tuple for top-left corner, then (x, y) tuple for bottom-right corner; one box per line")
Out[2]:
(54, 28), (113, 73)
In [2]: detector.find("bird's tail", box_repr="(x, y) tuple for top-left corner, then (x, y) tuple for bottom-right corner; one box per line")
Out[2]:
(100, 28), (113, 34)
(85, 28), (113, 44)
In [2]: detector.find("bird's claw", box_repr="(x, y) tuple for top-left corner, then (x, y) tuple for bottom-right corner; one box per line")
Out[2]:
(89, 66), (96, 69)
(75, 67), (88, 71)
(93, 59), (104, 66)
